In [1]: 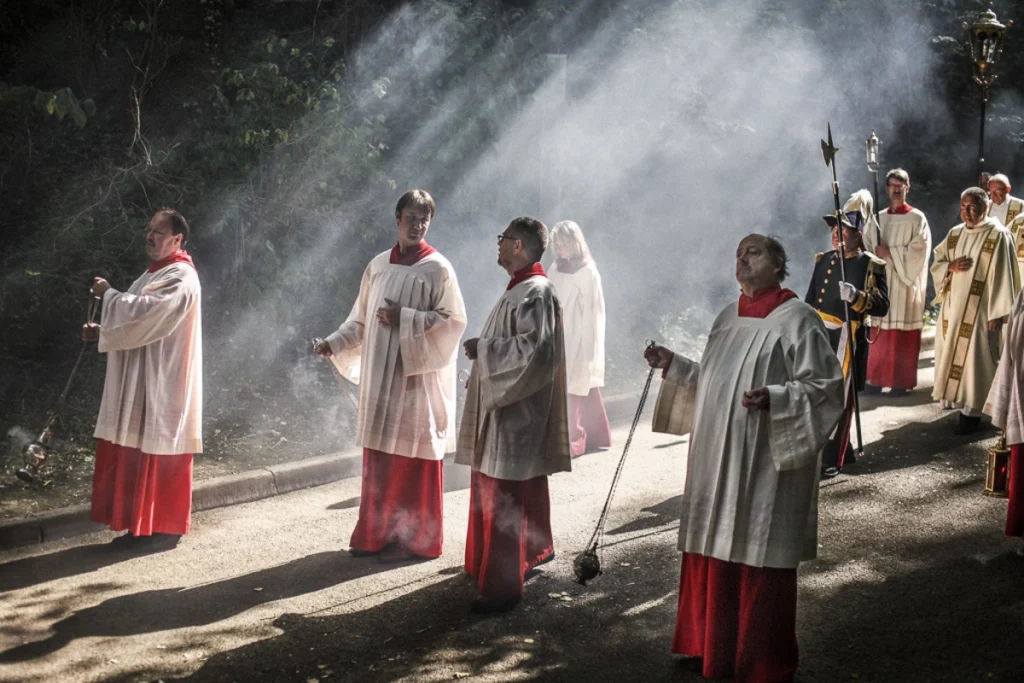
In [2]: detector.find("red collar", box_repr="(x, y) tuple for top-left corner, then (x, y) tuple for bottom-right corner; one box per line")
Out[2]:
(737, 285), (797, 318)
(148, 250), (195, 273)
(887, 203), (913, 215)
(507, 262), (546, 290)
(390, 241), (436, 266)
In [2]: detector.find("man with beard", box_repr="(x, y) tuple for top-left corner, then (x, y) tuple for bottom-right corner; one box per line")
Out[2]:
(316, 190), (467, 562)
(807, 190), (889, 478)
(645, 233), (844, 683)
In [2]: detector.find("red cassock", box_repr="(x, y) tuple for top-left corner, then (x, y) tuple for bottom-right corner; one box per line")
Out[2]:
(1007, 444), (1024, 538)
(673, 553), (799, 683)
(568, 387), (612, 457)
(464, 471), (553, 600)
(90, 439), (193, 536)
(349, 448), (444, 558)
(866, 328), (921, 390)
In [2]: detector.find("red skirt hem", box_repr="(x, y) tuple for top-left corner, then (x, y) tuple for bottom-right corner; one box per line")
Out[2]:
(568, 387), (612, 457)
(464, 471), (553, 600)
(90, 439), (193, 536)
(1007, 444), (1024, 537)
(672, 552), (799, 683)
(866, 328), (921, 390)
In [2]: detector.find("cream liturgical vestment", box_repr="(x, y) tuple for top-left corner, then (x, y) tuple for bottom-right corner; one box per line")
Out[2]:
(1006, 214), (1024, 282)
(456, 276), (572, 481)
(863, 209), (931, 330)
(931, 217), (1017, 413)
(651, 299), (844, 568)
(989, 195), (1024, 228)
(326, 251), (467, 460)
(985, 289), (1024, 444)
(549, 262), (606, 397)
(94, 262), (203, 455)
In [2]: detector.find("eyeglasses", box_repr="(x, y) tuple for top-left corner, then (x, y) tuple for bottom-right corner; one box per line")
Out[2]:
(496, 234), (520, 243)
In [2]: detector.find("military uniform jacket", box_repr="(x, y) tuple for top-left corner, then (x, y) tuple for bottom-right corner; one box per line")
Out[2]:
(804, 249), (889, 389)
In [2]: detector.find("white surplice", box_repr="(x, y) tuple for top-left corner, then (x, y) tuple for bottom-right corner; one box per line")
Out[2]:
(456, 276), (572, 481)
(989, 194), (1024, 228)
(931, 218), (1017, 413)
(94, 262), (203, 455)
(863, 208), (931, 330)
(549, 261), (606, 397)
(985, 288), (1024, 443)
(326, 250), (467, 461)
(650, 298), (844, 569)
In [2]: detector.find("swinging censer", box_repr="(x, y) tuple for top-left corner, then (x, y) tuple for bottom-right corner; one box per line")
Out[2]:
(573, 341), (658, 585)
(16, 294), (101, 483)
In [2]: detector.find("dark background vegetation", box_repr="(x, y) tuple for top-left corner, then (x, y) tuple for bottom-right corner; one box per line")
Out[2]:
(1, 0), (1022, 508)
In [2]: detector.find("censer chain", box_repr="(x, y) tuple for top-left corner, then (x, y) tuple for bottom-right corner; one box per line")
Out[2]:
(584, 350), (658, 555)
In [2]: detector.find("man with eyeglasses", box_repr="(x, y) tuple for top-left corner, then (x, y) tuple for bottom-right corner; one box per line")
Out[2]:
(932, 187), (1017, 435)
(806, 190), (889, 478)
(315, 190), (467, 563)
(862, 168), (932, 397)
(457, 217), (571, 613)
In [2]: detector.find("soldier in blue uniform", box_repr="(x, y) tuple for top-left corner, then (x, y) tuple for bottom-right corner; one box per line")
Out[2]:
(806, 190), (889, 478)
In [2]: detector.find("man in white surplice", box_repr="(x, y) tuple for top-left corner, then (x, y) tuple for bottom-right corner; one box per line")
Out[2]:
(315, 190), (467, 562)
(931, 187), (1017, 435)
(84, 209), (202, 552)
(458, 216), (571, 614)
(644, 234), (844, 682)
(862, 168), (932, 395)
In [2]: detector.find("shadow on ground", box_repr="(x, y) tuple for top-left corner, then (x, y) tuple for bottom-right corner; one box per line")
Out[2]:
(0, 542), (137, 594)
(0, 551), (406, 663)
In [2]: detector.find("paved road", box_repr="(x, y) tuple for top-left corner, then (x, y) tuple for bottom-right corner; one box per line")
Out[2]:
(1, 347), (1021, 682)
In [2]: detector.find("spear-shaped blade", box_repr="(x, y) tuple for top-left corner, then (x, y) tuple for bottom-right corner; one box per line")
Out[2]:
(821, 122), (839, 169)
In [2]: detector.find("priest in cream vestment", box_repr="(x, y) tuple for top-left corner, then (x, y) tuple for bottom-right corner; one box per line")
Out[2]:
(645, 234), (844, 683)
(86, 209), (202, 552)
(987, 173), (1024, 228)
(862, 168), (932, 394)
(931, 188), (1018, 435)
(549, 220), (611, 457)
(316, 190), (467, 562)
(458, 217), (571, 614)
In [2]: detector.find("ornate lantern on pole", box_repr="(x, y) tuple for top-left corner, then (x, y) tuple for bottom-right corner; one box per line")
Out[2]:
(964, 9), (1013, 185)
(985, 433), (1011, 498)
(865, 131), (882, 242)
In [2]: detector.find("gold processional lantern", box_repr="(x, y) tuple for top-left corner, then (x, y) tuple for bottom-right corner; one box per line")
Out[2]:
(985, 434), (1011, 498)
(964, 9), (1013, 183)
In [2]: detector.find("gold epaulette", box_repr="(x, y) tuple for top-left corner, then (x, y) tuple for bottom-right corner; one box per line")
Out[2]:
(866, 251), (887, 271)
(814, 252), (825, 264)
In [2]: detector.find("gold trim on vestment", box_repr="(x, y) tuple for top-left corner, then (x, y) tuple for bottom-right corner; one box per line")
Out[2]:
(939, 227), (999, 402)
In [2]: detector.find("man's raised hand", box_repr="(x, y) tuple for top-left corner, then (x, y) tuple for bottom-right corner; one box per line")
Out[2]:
(376, 297), (401, 327)
(82, 323), (100, 343)
(463, 338), (479, 360)
(314, 340), (334, 358)
(643, 344), (674, 370)
(91, 277), (111, 298)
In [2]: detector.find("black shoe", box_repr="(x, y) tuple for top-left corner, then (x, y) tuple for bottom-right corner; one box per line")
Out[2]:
(862, 384), (882, 395)
(954, 414), (981, 435)
(888, 388), (908, 397)
(844, 447), (857, 466)
(471, 596), (520, 614)
(675, 656), (704, 674)
(348, 547), (378, 558)
(821, 466), (842, 480)
(536, 550), (555, 566)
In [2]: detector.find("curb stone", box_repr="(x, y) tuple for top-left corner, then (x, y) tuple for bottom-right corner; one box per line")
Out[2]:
(0, 391), (648, 552)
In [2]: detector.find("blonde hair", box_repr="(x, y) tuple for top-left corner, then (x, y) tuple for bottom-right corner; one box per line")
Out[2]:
(551, 220), (593, 264)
